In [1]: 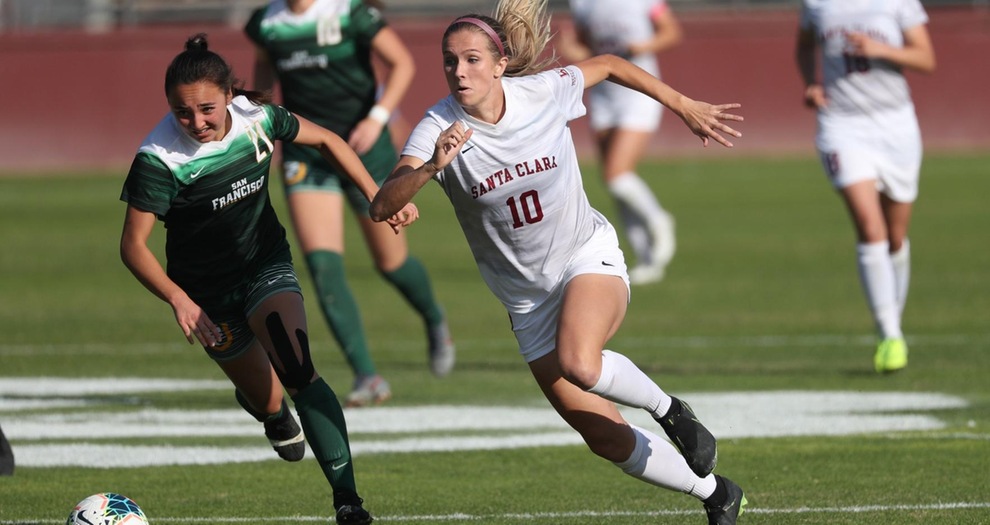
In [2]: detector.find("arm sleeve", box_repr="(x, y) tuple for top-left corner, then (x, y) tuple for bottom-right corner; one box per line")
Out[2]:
(264, 104), (301, 142)
(898, 0), (929, 30)
(120, 152), (178, 218)
(544, 65), (587, 122)
(243, 7), (266, 46)
(351, 0), (387, 47)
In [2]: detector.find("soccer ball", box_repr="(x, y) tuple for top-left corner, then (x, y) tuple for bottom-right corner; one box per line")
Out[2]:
(66, 493), (149, 525)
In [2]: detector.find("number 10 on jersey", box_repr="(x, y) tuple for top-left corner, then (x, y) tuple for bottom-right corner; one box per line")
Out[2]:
(506, 190), (544, 229)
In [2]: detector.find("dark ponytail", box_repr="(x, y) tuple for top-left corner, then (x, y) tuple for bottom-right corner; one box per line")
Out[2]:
(164, 33), (271, 105)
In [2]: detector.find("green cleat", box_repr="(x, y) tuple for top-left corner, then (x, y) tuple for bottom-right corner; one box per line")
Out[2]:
(874, 337), (908, 374)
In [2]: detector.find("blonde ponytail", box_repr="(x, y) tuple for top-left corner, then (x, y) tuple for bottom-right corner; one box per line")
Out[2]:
(494, 0), (554, 76)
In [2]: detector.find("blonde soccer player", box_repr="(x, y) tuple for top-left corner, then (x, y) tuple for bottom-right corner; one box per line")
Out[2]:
(370, 1), (746, 523)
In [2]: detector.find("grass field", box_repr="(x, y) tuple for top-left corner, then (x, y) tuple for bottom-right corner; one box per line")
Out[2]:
(1, 153), (988, 524)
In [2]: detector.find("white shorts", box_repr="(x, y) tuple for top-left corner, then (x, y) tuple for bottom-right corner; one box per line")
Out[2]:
(815, 110), (922, 203)
(589, 82), (663, 132)
(508, 230), (630, 363)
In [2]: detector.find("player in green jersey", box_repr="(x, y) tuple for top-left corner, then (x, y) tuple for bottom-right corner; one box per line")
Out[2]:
(120, 34), (416, 524)
(245, 0), (455, 407)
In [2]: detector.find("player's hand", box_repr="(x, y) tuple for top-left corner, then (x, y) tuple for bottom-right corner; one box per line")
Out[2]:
(386, 202), (419, 233)
(845, 32), (886, 59)
(803, 84), (827, 109)
(348, 118), (384, 155)
(170, 294), (222, 347)
(432, 121), (473, 171)
(677, 99), (743, 148)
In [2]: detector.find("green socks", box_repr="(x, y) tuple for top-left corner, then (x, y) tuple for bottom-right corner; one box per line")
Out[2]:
(381, 256), (443, 327)
(304, 250), (376, 376)
(292, 377), (357, 498)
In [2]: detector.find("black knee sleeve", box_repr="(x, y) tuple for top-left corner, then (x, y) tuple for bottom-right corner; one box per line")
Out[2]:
(265, 312), (315, 390)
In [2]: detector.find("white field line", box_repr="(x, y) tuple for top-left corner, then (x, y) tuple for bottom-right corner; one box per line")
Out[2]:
(1, 332), (988, 356)
(4, 501), (989, 524)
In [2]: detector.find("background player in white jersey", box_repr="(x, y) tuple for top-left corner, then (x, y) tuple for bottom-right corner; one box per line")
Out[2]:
(796, 0), (935, 373)
(557, 0), (682, 285)
(120, 34), (416, 524)
(370, 1), (745, 523)
(245, 0), (455, 408)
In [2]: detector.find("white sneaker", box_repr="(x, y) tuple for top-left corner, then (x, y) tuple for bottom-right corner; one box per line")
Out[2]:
(345, 375), (392, 408)
(427, 319), (455, 377)
(649, 210), (677, 268)
(628, 263), (666, 285)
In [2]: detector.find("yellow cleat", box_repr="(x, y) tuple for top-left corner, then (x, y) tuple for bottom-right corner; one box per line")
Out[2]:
(874, 337), (908, 373)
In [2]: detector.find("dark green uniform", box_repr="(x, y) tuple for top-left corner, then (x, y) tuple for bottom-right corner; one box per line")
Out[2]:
(245, 0), (396, 209)
(121, 97), (302, 359)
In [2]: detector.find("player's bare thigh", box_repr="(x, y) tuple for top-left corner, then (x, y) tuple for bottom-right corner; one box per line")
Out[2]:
(354, 212), (409, 272)
(596, 128), (653, 182)
(556, 273), (628, 389)
(286, 191), (346, 253)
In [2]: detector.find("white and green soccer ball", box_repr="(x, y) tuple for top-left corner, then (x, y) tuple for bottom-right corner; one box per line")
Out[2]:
(66, 493), (149, 525)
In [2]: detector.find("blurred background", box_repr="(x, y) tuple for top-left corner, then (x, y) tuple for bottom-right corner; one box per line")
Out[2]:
(0, 0), (987, 172)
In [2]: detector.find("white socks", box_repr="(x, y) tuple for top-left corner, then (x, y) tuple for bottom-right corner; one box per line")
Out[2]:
(856, 241), (902, 339)
(608, 172), (669, 265)
(890, 238), (911, 315)
(588, 350), (671, 417)
(615, 425), (717, 499)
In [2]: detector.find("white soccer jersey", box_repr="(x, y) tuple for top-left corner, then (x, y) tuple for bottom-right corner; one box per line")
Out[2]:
(800, 0), (928, 120)
(403, 66), (615, 313)
(569, 0), (668, 131)
(569, 0), (665, 76)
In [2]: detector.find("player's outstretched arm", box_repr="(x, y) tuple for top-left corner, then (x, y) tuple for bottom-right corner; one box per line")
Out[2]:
(293, 116), (418, 231)
(576, 54), (742, 147)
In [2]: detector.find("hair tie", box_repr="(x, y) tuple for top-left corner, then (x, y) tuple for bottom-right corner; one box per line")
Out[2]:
(453, 17), (505, 57)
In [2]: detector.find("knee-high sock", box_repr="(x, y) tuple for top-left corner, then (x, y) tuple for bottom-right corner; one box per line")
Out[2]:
(305, 250), (376, 377)
(380, 256), (444, 327)
(617, 201), (653, 264)
(856, 241), (902, 339)
(615, 425), (717, 499)
(890, 239), (911, 316)
(588, 350), (672, 418)
(608, 172), (667, 264)
(291, 378), (357, 501)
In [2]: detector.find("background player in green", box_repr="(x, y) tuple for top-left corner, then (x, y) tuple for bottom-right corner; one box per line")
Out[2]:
(119, 34), (416, 524)
(245, 0), (455, 407)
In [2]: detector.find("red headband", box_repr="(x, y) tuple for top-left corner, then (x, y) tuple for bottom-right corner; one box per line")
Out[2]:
(453, 17), (505, 57)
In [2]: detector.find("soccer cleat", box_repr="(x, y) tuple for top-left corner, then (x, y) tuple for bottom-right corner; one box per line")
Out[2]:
(345, 375), (392, 408)
(335, 496), (373, 525)
(263, 400), (306, 462)
(649, 210), (677, 268)
(874, 337), (908, 373)
(0, 424), (13, 476)
(427, 319), (456, 377)
(655, 397), (718, 477)
(704, 475), (747, 525)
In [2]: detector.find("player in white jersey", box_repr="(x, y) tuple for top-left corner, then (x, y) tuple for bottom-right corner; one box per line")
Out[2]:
(797, 0), (935, 373)
(370, 1), (745, 523)
(558, 0), (682, 285)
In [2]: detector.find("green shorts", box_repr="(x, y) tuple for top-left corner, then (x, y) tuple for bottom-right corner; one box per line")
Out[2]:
(280, 129), (398, 215)
(192, 261), (302, 362)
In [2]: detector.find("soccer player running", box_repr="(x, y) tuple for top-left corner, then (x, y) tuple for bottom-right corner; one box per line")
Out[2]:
(245, 0), (455, 408)
(370, 1), (746, 523)
(796, 0), (936, 373)
(119, 34), (416, 524)
(557, 0), (683, 285)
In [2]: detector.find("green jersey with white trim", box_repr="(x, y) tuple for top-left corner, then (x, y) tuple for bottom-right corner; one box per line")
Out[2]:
(245, 0), (385, 137)
(120, 97), (300, 295)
